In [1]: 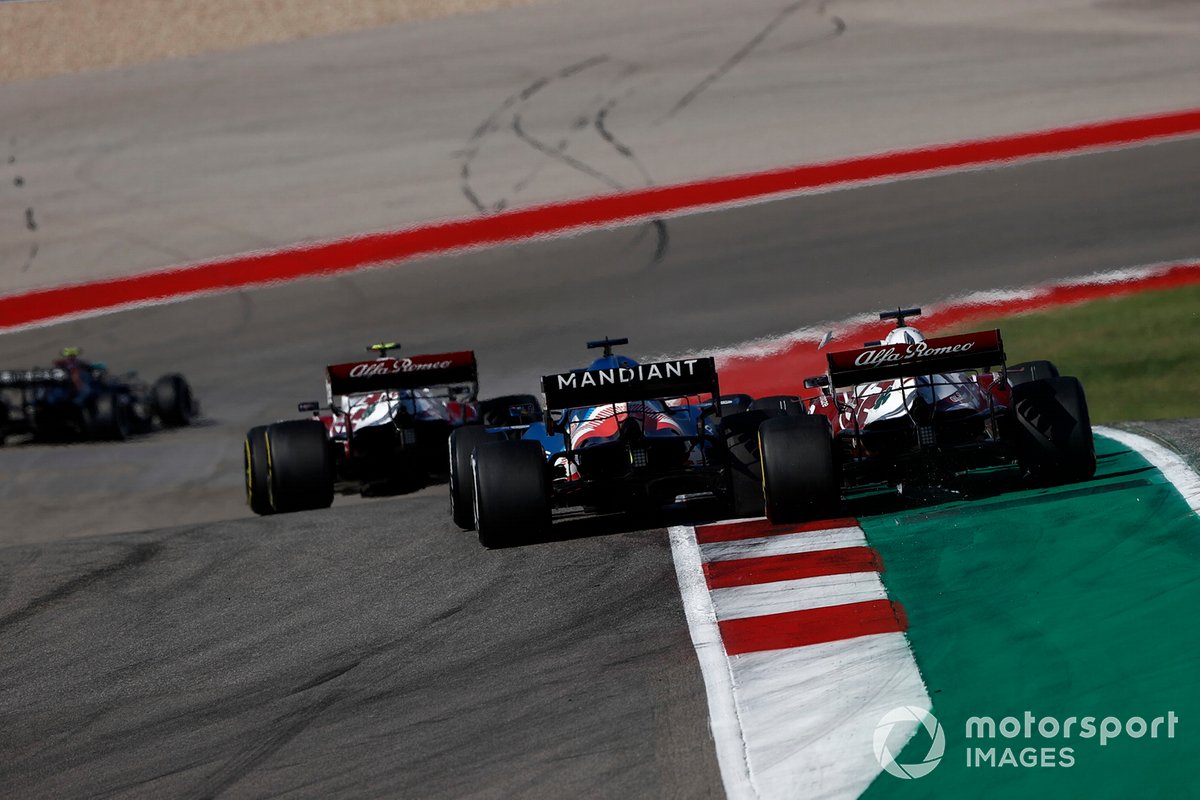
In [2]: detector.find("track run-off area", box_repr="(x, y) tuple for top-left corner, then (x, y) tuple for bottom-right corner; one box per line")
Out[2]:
(3, 0), (1200, 794)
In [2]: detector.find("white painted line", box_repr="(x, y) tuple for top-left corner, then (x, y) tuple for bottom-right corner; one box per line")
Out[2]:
(710, 572), (889, 622)
(1095, 427), (1200, 514)
(700, 527), (865, 563)
(668, 524), (759, 800)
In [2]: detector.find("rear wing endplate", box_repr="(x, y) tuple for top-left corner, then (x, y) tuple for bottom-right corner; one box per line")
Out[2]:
(826, 330), (1005, 386)
(326, 350), (477, 396)
(541, 357), (719, 411)
(0, 367), (70, 388)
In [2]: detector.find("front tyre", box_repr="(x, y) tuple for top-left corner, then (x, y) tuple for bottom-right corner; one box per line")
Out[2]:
(473, 440), (551, 548)
(152, 373), (196, 427)
(760, 416), (839, 524)
(87, 390), (132, 441)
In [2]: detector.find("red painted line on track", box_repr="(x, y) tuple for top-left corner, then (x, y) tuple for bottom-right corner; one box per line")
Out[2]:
(3, 107), (1199, 332)
(720, 599), (908, 655)
(703, 546), (883, 590)
(695, 517), (860, 544)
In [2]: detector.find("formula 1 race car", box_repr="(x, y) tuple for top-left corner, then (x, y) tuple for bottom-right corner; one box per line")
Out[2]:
(244, 343), (541, 515)
(449, 337), (803, 547)
(0, 347), (197, 443)
(759, 308), (1096, 523)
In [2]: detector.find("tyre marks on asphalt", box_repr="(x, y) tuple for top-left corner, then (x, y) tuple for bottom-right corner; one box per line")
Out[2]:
(457, 55), (672, 266)
(3, 137), (39, 274)
(0, 541), (160, 633)
(670, 517), (928, 799)
(667, 0), (846, 119)
(455, 1), (847, 268)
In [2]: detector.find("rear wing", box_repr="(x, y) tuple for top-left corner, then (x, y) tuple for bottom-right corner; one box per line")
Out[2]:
(541, 357), (719, 412)
(826, 330), (1005, 387)
(0, 367), (71, 388)
(326, 350), (478, 397)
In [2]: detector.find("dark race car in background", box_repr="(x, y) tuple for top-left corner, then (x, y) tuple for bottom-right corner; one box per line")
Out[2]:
(759, 308), (1096, 523)
(449, 337), (804, 548)
(0, 348), (197, 443)
(244, 343), (540, 515)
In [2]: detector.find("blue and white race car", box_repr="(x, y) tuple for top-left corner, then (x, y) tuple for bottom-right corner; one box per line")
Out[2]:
(448, 338), (803, 547)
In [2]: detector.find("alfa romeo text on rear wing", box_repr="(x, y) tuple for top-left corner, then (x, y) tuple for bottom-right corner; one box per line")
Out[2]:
(826, 330), (1006, 387)
(326, 351), (478, 397)
(541, 357), (720, 412)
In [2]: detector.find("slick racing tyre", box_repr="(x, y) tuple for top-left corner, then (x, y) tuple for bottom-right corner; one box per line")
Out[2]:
(749, 395), (806, 417)
(478, 394), (542, 427)
(472, 440), (551, 548)
(244, 425), (274, 516)
(152, 373), (196, 427)
(265, 420), (334, 513)
(88, 390), (132, 441)
(1007, 360), (1060, 387)
(1013, 376), (1096, 484)
(449, 426), (503, 530)
(720, 410), (770, 519)
(759, 415), (839, 523)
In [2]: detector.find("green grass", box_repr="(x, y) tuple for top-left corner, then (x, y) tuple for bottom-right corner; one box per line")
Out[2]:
(951, 284), (1200, 423)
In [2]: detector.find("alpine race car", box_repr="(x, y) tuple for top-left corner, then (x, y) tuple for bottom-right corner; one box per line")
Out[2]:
(448, 337), (804, 548)
(243, 343), (541, 515)
(759, 308), (1096, 523)
(0, 347), (197, 443)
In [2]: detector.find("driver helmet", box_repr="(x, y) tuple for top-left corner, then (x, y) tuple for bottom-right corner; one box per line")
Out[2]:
(882, 326), (926, 346)
(588, 354), (638, 371)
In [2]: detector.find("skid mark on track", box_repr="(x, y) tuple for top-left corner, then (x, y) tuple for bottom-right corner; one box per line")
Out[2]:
(461, 57), (672, 266)
(4, 137), (40, 274)
(0, 542), (161, 632)
(667, 0), (846, 118)
(287, 660), (362, 696)
(187, 693), (341, 800)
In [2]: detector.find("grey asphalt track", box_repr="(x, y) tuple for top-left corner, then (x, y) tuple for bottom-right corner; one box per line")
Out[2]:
(0, 494), (727, 799)
(1, 133), (1199, 797)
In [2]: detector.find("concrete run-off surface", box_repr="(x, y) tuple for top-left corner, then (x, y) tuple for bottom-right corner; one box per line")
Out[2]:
(1, 0), (1198, 293)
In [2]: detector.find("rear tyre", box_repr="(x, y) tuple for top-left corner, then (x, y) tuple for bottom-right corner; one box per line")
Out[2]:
(87, 390), (131, 441)
(449, 426), (503, 530)
(749, 395), (806, 417)
(244, 425), (274, 516)
(720, 410), (769, 518)
(760, 416), (839, 523)
(265, 420), (334, 513)
(478, 394), (542, 427)
(1013, 376), (1096, 484)
(1007, 360), (1060, 387)
(152, 373), (196, 427)
(473, 440), (551, 548)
